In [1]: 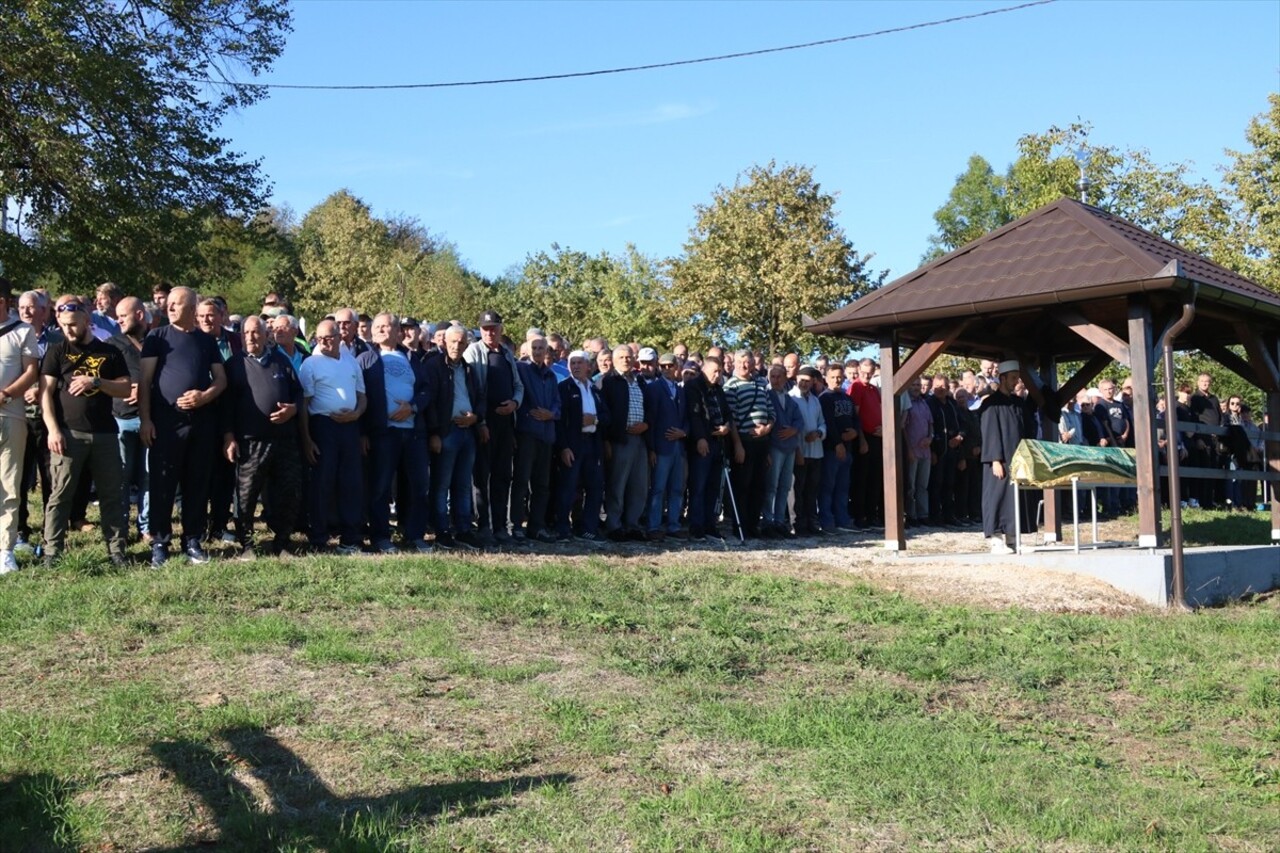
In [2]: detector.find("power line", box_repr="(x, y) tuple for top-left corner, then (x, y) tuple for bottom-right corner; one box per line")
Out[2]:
(201, 0), (1056, 91)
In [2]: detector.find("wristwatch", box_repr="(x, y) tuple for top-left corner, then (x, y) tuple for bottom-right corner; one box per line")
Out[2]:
(91, 377), (101, 390)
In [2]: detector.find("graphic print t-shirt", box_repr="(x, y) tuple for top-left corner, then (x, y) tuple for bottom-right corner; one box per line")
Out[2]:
(41, 337), (128, 433)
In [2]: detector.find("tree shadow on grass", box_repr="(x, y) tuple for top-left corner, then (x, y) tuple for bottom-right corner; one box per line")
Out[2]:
(150, 727), (572, 850)
(0, 773), (80, 852)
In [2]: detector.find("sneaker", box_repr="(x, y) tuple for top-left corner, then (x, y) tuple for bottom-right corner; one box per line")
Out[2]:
(411, 540), (435, 554)
(510, 529), (527, 541)
(184, 540), (210, 565)
(836, 525), (859, 534)
(1187, 498), (1201, 509)
(334, 544), (360, 557)
(13, 537), (32, 554)
(989, 537), (1014, 555)
(0, 551), (18, 575)
(151, 543), (169, 568)
(534, 529), (558, 544)
(494, 530), (512, 543)
(668, 529), (689, 540)
(455, 531), (481, 551)
(646, 529), (666, 542)
(576, 531), (602, 543)
(374, 539), (398, 555)
(219, 531), (239, 545)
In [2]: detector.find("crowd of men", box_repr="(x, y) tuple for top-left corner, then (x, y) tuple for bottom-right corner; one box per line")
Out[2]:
(0, 277), (1271, 573)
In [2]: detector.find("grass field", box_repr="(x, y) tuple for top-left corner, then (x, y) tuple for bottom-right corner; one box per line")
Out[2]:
(1, 517), (1277, 852)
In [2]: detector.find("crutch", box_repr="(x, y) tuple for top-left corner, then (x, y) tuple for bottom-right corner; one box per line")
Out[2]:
(721, 455), (745, 543)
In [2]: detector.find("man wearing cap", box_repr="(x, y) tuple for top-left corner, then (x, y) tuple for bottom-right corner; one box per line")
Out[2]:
(636, 347), (660, 382)
(0, 279), (41, 574)
(464, 311), (524, 542)
(643, 352), (690, 540)
(979, 360), (1026, 554)
(40, 295), (133, 567)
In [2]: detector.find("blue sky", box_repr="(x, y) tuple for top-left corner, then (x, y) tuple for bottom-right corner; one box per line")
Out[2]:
(225, 0), (1280, 285)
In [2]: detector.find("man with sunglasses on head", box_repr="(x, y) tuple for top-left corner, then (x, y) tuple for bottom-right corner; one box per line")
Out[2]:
(39, 295), (132, 567)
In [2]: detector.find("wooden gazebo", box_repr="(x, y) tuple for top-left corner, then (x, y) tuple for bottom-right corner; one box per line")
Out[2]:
(807, 198), (1280, 551)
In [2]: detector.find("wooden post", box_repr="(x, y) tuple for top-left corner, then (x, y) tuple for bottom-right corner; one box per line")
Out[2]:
(1269, 389), (1280, 543)
(1128, 298), (1161, 548)
(1039, 355), (1062, 543)
(880, 334), (906, 551)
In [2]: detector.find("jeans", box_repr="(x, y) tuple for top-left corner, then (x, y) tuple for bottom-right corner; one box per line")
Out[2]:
(906, 454), (931, 520)
(685, 442), (723, 536)
(368, 428), (429, 543)
(762, 446), (796, 528)
(646, 450), (685, 533)
(116, 417), (149, 536)
(432, 427), (475, 534)
(819, 449), (852, 530)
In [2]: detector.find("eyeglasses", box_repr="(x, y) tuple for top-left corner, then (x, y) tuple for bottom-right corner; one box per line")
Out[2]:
(315, 334), (337, 341)
(56, 303), (84, 313)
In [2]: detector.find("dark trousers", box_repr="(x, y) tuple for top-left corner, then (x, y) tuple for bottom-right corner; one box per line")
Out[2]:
(512, 434), (553, 534)
(44, 430), (126, 560)
(18, 415), (50, 540)
(234, 436), (303, 549)
(307, 416), (363, 547)
(982, 464), (1017, 539)
(686, 442), (723, 536)
(928, 448), (959, 523)
(793, 456), (822, 534)
(954, 453), (980, 521)
(148, 417), (215, 547)
(368, 428), (429, 543)
(208, 454), (236, 538)
(730, 437), (770, 536)
(474, 412), (515, 533)
(850, 434), (884, 526)
(556, 437), (604, 536)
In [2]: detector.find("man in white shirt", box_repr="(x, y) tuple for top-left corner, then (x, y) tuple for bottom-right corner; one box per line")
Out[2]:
(0, 279), (40, 574)
(299, 319), (367, 555)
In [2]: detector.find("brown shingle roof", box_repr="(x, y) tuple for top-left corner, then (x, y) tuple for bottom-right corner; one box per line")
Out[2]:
(809, 198), (1280, 355)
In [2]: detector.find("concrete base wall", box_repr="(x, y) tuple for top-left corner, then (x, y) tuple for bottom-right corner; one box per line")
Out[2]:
(930, 545), (1280, 607)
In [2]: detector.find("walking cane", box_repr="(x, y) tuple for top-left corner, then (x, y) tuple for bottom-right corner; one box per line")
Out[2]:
(721, 455), (745, 543)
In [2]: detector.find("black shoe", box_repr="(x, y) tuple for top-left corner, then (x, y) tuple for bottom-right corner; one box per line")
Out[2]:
(534, 529), (558, 544)
(455, 531), (481, 551)
(151, 543), (169, 567)
(184, 540), (210, 565)
(435, 533), (456, 550)
(608, 529), (628, 542)
(627, 529), (648, 542)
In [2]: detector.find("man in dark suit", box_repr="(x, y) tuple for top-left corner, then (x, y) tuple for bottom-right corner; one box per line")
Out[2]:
(600, 345), (650, 541)
(555, 350), (609, 542)
(425, 325), (484, 551)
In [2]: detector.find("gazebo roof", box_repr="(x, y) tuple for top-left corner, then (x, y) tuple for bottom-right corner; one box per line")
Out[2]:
(808, 198), (1280, 360)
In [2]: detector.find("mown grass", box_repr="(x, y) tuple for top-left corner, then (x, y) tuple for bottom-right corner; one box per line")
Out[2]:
(0, 535), (1277, 850)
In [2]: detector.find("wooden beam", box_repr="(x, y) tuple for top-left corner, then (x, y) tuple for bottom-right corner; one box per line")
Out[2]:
(1128, 298), (1161, 548)
(1015, 354), (1049, 412)
(892, 320), (971, 395)
(1233, 323), (1280, 392)
(1055, 308), (1131, 365)
(1269, 388), (1280, 543)
(1201, 343), (1263, 387)
(1039, 355), (1062, 543)
(880, 334), (907, 551)
(1057, 353), (1114, 405)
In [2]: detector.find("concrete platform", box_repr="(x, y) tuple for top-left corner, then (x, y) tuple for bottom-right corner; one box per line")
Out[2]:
(906, 544), (1280, 607)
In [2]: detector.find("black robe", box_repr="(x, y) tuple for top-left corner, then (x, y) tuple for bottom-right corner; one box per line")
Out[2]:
(979, 391), (1025, 539)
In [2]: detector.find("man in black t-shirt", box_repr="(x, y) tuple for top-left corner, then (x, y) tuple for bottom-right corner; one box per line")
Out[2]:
(39, 295), (132, 566)
(139, 286), (227, 566)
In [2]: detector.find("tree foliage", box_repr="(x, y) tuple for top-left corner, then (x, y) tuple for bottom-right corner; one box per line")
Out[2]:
(1222, 93), (1280, 291)
(672, 161), (883, 357)
(0, 0), (291, 289)
(493, 244), (675, 348)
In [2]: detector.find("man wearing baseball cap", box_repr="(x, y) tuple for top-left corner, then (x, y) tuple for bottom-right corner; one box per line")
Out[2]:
(464, 311), (524, 542)
(979, 359), (1026, 554)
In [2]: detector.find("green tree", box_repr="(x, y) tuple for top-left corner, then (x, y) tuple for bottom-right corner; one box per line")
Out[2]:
(923, 155), (1010, 262)
(1222, 93), (1280, 292)
(0, 0), (291, 290)
(672, 161), (883, 356)
(294, 190), (396, 321)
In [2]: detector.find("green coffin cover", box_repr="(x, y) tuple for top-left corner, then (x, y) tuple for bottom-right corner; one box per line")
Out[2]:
(1009, 440), (1138, 488)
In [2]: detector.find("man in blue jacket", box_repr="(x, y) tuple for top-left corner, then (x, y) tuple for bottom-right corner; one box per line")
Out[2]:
(512, 336), (561, 543)
(644, 352), (690, 540)
(762, 363), (803, 537)
(358, 313), (432, 553)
